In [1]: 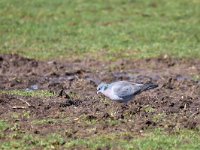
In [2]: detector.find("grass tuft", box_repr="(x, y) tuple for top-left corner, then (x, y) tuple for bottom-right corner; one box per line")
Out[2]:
(0, 90), (54, 97)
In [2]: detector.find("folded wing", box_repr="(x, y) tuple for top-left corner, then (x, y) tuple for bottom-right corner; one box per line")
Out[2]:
(112, 81), (143, 99)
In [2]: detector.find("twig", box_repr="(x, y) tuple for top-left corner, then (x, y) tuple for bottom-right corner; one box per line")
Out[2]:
(12, 106), (27, 109)
(17, 98), (31, 107)
(190, 112), (198, 118)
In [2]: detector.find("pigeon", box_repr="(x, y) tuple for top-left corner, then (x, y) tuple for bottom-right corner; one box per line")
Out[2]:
(97, 81), (158, 103)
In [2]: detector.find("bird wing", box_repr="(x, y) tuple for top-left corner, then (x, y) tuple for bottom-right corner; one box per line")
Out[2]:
(112, 81), (143, 99)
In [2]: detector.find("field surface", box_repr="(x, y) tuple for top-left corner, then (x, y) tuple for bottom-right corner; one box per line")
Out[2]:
(0, 0), (200, 149)
(0, 0), (199, 59)
(1, 54), (200, 149)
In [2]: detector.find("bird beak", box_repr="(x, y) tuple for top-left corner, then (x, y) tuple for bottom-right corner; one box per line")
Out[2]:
(97, 91), (100, 94)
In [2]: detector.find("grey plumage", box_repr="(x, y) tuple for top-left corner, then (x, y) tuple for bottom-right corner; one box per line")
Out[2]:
(97, 81), (158, 103)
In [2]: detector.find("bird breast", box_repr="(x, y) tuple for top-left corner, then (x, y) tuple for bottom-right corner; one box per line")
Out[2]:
(102, 88), (122, 100)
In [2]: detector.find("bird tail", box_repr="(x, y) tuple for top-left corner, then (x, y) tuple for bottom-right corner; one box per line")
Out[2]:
(141, 82), (158, 92)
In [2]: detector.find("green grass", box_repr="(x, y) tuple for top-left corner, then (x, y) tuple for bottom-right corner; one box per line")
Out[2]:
(1, 119), (200, 149)
(65, 130), (200, 150)
(0, 120), (9, 131)
(0, 0), (199, 60)
(1, 133), (66, 150)
(32, 118), (69, 125)
(1, 128), (200, 150)
(0, 90), (54, 97)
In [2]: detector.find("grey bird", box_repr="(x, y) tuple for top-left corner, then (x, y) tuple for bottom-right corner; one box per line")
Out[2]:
(97, 81), (158, 103)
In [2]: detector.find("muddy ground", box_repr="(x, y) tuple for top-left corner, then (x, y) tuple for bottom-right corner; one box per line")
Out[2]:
(0, 54), (200, 139)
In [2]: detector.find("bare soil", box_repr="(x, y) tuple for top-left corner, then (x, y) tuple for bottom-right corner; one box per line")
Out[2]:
(0, 54), (200, 138)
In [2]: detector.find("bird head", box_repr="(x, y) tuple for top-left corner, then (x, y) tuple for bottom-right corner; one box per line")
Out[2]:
(97, 82), (108, 94)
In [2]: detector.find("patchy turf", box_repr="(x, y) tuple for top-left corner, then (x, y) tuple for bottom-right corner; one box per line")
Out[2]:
(0, 54), (200, 149)
(1, 129), (200, 149)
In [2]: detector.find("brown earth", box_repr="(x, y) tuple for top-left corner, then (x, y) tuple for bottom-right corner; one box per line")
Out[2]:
(0, 54), (200, 139)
